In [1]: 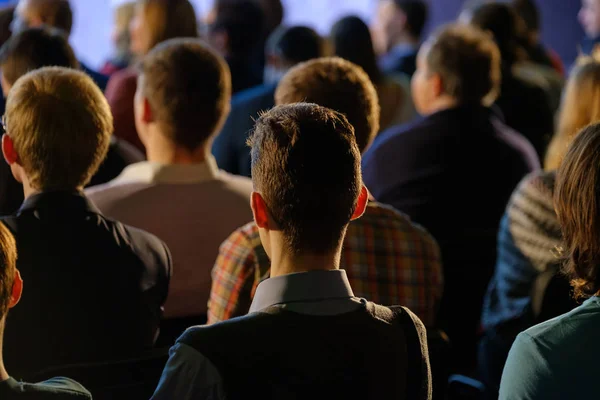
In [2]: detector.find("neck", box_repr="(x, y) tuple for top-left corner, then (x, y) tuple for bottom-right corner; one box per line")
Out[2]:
(0, 323), (8, 382)
(269, 241), (343, 278)
(389, 33), (419, 51)
(145, 133), (210, 165)
(424, 96), (462, 116)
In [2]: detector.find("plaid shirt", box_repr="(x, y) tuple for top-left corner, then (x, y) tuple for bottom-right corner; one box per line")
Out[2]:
(208, 202), (443, 326)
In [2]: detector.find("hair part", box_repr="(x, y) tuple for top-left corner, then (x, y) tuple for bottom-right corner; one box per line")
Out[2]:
(248, 103), (362, 254)
(0, 221), (17, 319)
(138, 38), (232, 150)
(275, 57), (380, 153)
(5, 67), (112, 190)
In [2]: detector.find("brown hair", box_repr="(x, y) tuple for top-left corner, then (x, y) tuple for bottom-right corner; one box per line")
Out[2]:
(138, 38), (231, 150)
(28, 0), (73, 35)
(249, 103), (362, 254)
(275, 57), (380, 153)
(136, 0), (198, 51)
(0, 222), (17, 319)
(424, 24), (501, 105)
(555, 122), (600, 299)
(545, 60), (600, 170)
(5, 67), (112, 190)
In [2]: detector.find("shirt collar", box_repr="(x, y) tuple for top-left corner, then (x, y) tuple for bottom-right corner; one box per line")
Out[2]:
(19, 191), (100, 215)
(249, 269), (354, 313)
(113, 155), (220, 185)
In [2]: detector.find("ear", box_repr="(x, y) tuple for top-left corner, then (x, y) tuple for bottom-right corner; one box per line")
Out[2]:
(2, 134), (18, 165)
(251, 191), (272, 229)
(141, 97), (154, 124)
(351, 186), (369, 221)
(8, 269), (23, 309)
(431, 72), (444, 98)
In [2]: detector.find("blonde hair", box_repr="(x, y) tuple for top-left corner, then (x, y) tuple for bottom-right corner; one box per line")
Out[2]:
(137, 0), (198, 52)
(5, 67), (112, 190)
(545, 58), (600, 170)
(0, 221), (16, 318)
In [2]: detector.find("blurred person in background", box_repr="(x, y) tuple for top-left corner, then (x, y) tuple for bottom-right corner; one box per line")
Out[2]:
(212, 25), (325, 176)
(11, 0), (109, 91)
(105, 0), (198, 152)
(579, 0), (600, 57)
(205, 0), (265, 94)
(100, 1), (135, 76)
(480, 55), (600, 399)
(466, 2), (555, 160)
(0, 27), (143, 215)
(331, 15), (416, 133)
(372, 0), (428, 78)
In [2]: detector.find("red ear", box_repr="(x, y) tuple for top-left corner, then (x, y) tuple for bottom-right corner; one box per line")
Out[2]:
(142, 97), (154, 124)
(2, 134), (18, 165)
(8, 269), (23, 309)
(251, 192), (270, 229)
(351, 186), (369, 221)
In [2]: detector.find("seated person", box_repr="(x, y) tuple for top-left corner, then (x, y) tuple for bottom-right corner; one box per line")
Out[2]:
(580, 0), (600, 57)
(499, 122), (600, 399)
(0, 222), (91, 399)
(372, 0), (428, 77)
(479, 56), (600, 397)
(101, 1), (135, 76)
(152, 103), (432, 400)
(88, 38), (253, 320)
(362, 24), (539, 371)
(0, 26), (143, 215)
(11, 0), (109, 91)
(212, 25), (325, 176)
(208, 57), (443, 327)
(1, 67), (171, 378)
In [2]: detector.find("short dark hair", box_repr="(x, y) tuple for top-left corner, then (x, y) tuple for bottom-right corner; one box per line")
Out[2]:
(0, 26), (78, 85)
(511, 0), (539, 33)
(210, 0), (265, 56)
(266, 25), (324, 65)
(467, 2), (520, 66)
(249, 103), (362, 254)
(275, 57), (380, 153)
(0, 221), (17, 319)
(255, 0), (283, 37)
(138, 38), (232, 150)
(393, 0), (428, 38)
(555, 122), (600, 299)
(424, 24), (501, 105)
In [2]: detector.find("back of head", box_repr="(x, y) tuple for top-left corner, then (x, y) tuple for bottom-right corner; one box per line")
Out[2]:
(275, 57), (380, 153)
(0, 26), (78, 87)
(0, 221), (17, 320)
(511, 0), (540, 34)
(331, 15), (381, 85)
(138, 38), (232, 151)
(136, 0), (198, 51)
(467, 2), (520, 66)
(249, 103), (362, 254)
(545, 59), (600, 170)
(393, 0), (428, 39)
(555, 122), (600, 300)
(5, 67), (112, 190)
(266, 25), (324, 65)
(255, 0), (283, 37)
(210, 0), (265, 57)
(422, 23), (501, 106)
(17, 0), (73, 35)
(0, 5), (15, 48)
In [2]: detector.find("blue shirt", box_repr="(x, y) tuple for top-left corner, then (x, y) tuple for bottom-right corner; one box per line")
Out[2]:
(499, 297), (600, 399)
(151, 270), (362, 400)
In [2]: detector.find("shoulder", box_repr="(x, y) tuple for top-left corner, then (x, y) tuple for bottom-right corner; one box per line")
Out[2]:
(363, 118), (427, 163)
(231, 84), (276, 108)
(491, 117), (541, 170)
(20, 377), (92, 399)
(218, 222), (263, 261)
(105, 68), (138, 98)
(507, 171), (556, 221)
(214, 170), (254, 196)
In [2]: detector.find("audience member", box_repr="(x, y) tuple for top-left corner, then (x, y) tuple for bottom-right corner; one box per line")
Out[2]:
(206, 0), (265, 93)
(372, 0), (428, 77)
(88, 39), (252, 321)
(466, 2), (555, 159)
(11, 0), (109, 91)
(499, 122), (600, 399)
(362, 24), (539, 371)
(331, 15), (415, 132)
(100, 1), (135, 75)
(254, 0), (284, 70)
(479, 56), (600, 399)
(105, 0), (198, 152)
(1, 67), (171, 377)
(0, 222), (92, 399)
(208, 57), (443, 327)
(212, 25), (325, 176)
(153, 103), (432, 400)
(579, 0), (600, 56)
(0, 27), (143, 216)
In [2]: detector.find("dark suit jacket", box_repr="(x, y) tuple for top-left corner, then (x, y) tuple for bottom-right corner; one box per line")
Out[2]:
(362, 105), (539, 370)
(212, 83), (276, 177)
(3, 192), (171, 379)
